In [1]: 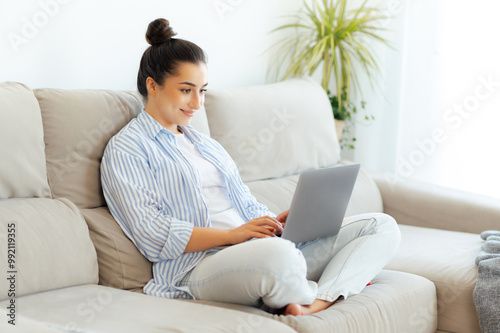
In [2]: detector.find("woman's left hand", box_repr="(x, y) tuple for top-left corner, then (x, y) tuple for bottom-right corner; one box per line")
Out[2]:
(275, 209), (290, 234)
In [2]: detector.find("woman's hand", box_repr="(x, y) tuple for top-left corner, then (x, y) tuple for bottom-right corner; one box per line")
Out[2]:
(227, 216), (284, 245)
(186, 214), (286, 252)
(275, 209), (290, 235)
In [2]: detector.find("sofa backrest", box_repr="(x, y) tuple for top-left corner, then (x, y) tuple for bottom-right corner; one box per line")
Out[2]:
(0, 78), (382, 296)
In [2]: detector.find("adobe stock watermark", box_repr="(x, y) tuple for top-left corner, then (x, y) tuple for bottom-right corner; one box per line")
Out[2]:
(303, 237), (336, 278)
(7, 0), (73, 54)
(236, 107), (297, 163)
(213, 0), (244, 21)
(5, 222), (17, 326)
(385, 74), (499, 190)
(57, 288), (114, 332)
(235, 313), (266, 333)
(377, 0), (403, 28)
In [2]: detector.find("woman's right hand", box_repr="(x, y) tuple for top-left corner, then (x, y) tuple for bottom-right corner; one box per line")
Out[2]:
(227, 216), (284, 245)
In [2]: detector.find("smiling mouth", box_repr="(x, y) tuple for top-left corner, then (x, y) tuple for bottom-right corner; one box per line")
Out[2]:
(181, 109), (195, 117)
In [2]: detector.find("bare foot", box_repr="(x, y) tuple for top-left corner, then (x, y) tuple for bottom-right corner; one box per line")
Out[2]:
(284, 299), (336, 316)
(284, 303), (303, 316)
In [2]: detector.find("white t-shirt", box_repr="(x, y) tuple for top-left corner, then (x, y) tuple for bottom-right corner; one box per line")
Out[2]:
(174, 132), (246, 230)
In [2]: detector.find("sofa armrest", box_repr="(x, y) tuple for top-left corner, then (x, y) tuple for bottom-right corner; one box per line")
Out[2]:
(370, 172), (500, 234)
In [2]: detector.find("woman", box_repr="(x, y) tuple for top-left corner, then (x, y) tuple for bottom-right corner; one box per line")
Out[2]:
(101, 18), (401, 316)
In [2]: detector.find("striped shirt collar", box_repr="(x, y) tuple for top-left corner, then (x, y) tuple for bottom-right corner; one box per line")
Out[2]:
(137, 109), (201, 145)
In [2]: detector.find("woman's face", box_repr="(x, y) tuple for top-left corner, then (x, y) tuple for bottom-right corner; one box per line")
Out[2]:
(146, 62), (208, 133)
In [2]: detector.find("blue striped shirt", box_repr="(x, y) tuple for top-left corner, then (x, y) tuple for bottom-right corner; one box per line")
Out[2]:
(101, 110), (276, 299)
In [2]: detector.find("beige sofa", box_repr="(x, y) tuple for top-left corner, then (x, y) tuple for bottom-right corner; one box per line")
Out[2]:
(0, 77), (495, 332)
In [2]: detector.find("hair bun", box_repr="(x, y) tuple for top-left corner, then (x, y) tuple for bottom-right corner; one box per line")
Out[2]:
(146, 18), (176, 46)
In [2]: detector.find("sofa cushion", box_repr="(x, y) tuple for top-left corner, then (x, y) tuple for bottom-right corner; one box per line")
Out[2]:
(35, 88), (143, 209)
(81, 207), (152, 292)
(192, 270), (438, 333)
(0, 198), (98, 300)
(0, 309), (62, 332)
(271, 270), (437, 332)
(340, 160), (384, 217)
(385, 224), (482, 333)
(245, 161), (383, 216)
(204, 77), (341, 182)
(0, 82), (51, 199)
(0, 284), (296, 333)
(246, 174), (301, 215)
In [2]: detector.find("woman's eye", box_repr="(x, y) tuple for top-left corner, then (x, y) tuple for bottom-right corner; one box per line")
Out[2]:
(181, 89), (191, 93)
(200, 89), (207, 94)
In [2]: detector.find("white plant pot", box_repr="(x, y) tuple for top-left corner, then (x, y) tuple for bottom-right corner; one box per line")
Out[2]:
(334, 119), (345, 142)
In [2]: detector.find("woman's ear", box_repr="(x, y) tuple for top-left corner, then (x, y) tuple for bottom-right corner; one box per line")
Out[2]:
(146, 77), (158, 97)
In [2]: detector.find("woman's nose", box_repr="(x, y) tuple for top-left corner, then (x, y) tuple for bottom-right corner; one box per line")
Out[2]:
(189, 92), (203, 110)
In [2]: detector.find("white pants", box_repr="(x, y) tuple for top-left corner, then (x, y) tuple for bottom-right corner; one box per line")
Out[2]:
(178, 213), (401, 309)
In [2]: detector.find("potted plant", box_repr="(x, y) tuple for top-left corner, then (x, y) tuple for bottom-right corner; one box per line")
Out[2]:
(269, 0), (389, 148)
(329, 87), (373, 149)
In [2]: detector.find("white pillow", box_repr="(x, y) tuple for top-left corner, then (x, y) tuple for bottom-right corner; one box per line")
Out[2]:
(0, 82), (51, 199)
(204, 77), (340, 182)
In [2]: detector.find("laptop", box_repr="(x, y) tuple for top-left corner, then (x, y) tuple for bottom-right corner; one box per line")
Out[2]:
(280, 164), (360, 243)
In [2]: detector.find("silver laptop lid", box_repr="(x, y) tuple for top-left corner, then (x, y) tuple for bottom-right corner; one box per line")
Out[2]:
(281, 164), (360, 243)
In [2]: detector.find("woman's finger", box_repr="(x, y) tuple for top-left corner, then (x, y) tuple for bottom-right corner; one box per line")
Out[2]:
(252, 216), (283, 231)
(277, 209), (289, 223)
(251, 225), (276, 238)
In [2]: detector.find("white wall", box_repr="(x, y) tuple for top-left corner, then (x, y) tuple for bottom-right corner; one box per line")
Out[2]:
(5, 1), (496, 198)
(385, 0), (500, 199)
(337, 0), (407, 173)
(1, 0), (405, 175)
(0, 0), (303, 90)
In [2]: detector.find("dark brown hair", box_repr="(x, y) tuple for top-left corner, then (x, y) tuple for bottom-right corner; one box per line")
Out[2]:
(137, 18), (207, 100)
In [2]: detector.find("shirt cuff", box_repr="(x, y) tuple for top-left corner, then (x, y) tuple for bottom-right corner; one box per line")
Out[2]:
(159, 218), (194, 260)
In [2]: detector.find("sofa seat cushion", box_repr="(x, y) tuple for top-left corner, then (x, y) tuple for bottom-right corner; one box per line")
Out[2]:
(385, 224), (482, 333)
(0, 198), (98, 300)
(0, 284), (296, 333)
(245, 161), (383, 216)
(81, 206), (152, 292)
(191, 270), (437, 333)
(204, 77), (340, 183)
(0, 82), (51, 199)
(0, 309), (61, 332)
